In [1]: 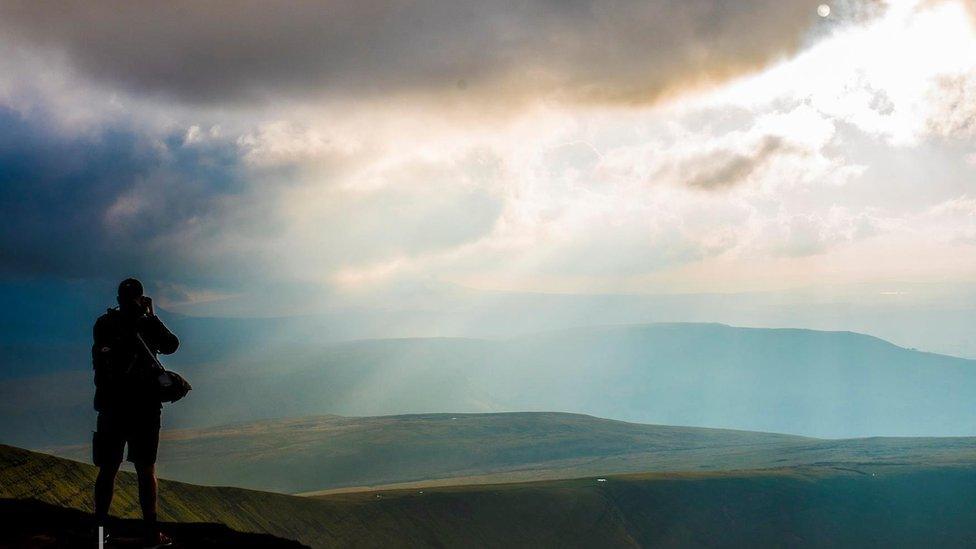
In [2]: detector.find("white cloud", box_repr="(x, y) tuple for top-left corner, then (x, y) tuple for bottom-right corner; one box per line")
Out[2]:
(703, 0), (976, 145)
(237, 122), (362, 167)
(926, 71), (976, 139)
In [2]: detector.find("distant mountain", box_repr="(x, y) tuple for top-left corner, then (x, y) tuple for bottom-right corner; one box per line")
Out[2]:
(6, 443), (976, 548)
(5, 278), (976, 377)
(7, 323), (976, 447)
(48, 412), (976, 495)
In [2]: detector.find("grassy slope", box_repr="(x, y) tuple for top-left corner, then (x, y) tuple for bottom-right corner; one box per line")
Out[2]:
(1, 442), (388, 547)
(54, 412), (812, 493)
(7, 443), (976, 548)
(0, 498), (308, 548)
(314, 466), (976, 548)
(50, 412), (976, 494)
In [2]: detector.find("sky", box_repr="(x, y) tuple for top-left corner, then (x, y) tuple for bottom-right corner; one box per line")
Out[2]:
(2, 0), (976, 318)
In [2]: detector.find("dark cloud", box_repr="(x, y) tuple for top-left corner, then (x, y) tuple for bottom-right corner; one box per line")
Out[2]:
(0, 0), (824, 106)
(0, 108), (506, 291)
(0, 107), (254, 284)
(684, 136), (787, 190)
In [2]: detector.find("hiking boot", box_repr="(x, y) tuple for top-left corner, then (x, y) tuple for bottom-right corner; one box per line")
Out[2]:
(143, 530), (173, 548)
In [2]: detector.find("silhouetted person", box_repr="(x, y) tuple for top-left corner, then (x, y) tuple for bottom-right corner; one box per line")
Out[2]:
(92, 278), (178, 548)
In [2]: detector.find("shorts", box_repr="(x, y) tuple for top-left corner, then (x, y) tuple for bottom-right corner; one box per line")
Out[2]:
(92, 410), (161, 467)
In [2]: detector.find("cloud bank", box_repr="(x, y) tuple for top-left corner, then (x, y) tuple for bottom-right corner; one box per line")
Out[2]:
(5, 0), (976, 311)
(0, 107), (255, 283)
(0, 0), (823, 106)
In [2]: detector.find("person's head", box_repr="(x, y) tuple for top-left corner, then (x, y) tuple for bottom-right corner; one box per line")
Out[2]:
(117, 277), (145, 315)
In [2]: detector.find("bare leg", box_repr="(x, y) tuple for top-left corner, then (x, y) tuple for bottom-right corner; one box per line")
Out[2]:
(135, 463), (158, 526)
(94, 462), (120, 525)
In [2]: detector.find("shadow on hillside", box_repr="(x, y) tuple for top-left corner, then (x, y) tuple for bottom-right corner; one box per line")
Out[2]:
(0, 498), (308, 548)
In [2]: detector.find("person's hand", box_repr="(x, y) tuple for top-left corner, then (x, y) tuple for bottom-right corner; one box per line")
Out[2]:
(139, 296), (154, 316)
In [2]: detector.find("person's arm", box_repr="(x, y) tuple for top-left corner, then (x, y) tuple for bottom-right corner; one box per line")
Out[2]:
(137, 298), (179, 356)
(145, 314), (180, 355)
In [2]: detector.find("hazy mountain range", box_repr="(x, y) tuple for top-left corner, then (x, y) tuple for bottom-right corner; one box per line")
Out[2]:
(3, 279), (976, 380)
(4, 322), (976, 448)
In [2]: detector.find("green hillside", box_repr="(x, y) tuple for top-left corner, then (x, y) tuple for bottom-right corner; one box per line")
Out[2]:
(6, 443), (976, 548)
(48, 412), (976, 494)
(52, 412), (811, 493)
(43, 411), (976, 495)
